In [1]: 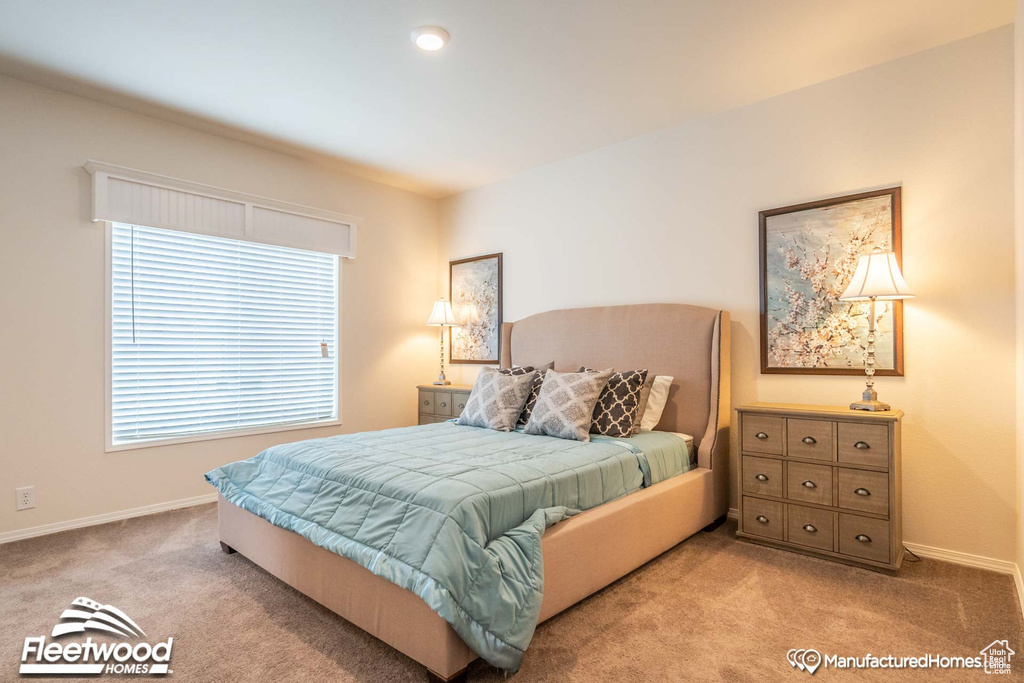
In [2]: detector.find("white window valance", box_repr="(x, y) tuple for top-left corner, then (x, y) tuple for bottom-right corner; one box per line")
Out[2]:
(85, 161), (357, 258)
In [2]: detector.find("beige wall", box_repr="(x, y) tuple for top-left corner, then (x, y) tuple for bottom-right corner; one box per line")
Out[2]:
(1015, 1), (1024, 588)
(0, 74), (439, 535)
(440, 28), (1017, 561)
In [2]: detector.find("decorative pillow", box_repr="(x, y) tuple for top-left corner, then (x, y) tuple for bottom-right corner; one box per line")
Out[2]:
(497, 365), (535, 376)
(524, 369), (613, 442)
(579, 367), (649, 437)
(639, 375), (674, 432)
(517, 362), (555, 426)
(457, 367), (537, 432)
(631, 374), (657, 435)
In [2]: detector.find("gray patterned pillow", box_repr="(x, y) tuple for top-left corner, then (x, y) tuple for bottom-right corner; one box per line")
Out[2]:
(524, 369), (613, 442)
(580, 367), (649, 437)
(457, 367), (537, 432)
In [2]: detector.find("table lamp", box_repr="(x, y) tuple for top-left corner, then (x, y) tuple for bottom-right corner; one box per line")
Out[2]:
(839, 248), (914, 411)
(426, 298), (459, 385)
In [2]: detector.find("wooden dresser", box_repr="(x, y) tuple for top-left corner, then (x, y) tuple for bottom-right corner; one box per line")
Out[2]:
(736, 403), (904, 571)
(417, 384), (472, 425)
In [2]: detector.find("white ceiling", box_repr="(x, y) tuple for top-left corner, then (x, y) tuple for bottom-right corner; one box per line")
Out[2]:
(0, 1), (1013, 197)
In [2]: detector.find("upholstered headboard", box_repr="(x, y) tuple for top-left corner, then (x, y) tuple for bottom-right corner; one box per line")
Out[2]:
(500, 303), (731, 476)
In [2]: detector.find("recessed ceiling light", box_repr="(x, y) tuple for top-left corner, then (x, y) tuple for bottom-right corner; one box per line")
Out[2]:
(411, 26), (449, 51)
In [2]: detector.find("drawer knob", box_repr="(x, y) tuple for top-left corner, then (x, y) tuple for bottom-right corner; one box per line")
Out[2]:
(802, 524), (817, 533)
(801, 436), (817, 445)
(755, 515), (769, 524)
(854, 441), (871, 450)
(854, 488), (871, 497)
(855, 534), (872, 543)
(755, 473), (769, 482)
(440, 402), (447, 407)
(755, 432), (768, 440)
(801, 480), (817, 489)
(423, 400), (430, 405)
(458, 403), (465, 409)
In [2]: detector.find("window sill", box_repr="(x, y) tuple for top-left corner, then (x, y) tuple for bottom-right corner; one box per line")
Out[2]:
(105, 418), (342, 453)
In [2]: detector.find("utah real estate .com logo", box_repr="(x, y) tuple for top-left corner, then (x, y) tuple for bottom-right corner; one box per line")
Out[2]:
(20, 597), (174, 676)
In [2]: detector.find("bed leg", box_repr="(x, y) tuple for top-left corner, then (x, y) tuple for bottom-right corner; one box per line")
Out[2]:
(426, 667), (467, 683)
(701, 515), (727, 532)
(219, 541), (237, 554)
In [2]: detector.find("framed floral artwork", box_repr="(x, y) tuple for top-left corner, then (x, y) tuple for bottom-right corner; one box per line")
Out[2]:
(759, 187), (904, 375)
(449, 253), (502, 364)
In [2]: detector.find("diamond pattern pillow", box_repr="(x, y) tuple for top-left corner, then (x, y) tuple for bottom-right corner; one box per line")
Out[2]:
(524, 369), (613, 442)
(579, 367), (649, 437)
(457, 367), (537, 432)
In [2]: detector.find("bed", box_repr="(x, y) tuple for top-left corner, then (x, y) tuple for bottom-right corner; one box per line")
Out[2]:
(210, 303), (731, 681)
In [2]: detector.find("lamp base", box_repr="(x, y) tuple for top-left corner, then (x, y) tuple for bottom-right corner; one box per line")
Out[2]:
(850, 398), (890, 412)
(432, 380), (452, 386)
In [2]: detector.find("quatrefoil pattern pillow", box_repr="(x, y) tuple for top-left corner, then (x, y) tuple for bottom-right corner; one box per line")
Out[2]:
(580, 367), (649, 437)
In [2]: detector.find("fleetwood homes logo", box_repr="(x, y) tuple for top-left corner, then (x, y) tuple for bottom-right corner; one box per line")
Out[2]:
(20, 598), (173, 676)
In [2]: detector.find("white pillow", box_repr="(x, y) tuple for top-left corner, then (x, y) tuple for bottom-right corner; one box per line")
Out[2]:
(639, 375), (674, 431)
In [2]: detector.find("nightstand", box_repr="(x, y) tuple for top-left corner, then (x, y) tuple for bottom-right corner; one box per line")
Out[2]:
(417, 384), (472, 425)
(736, 403), (903, 571)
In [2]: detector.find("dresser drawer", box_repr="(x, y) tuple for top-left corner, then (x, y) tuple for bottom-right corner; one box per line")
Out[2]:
(838, 513), (890, 564)
(837, 468), (889, 516)
(786, 461), (833, 506)
(786, 419), (833, 461)
(418, 390), (435, 415)
(742, 415), (784, 455)
(433, 391), (453, 416)
(786, 504), (835, 552)
(838, 422), (889, 468)
(742, 497), (784, 541)
(742, 456), (783, 498)
(452, 392), (470, 418)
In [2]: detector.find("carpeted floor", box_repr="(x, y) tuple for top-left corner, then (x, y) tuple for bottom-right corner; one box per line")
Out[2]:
(1, 504), (1021, 682)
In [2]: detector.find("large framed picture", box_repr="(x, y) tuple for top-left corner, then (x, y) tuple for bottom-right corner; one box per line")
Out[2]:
(449, 253), (503, 364)
(759, 187), (904, 376)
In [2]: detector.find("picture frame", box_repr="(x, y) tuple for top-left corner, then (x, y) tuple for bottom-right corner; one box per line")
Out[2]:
(449, 253), (503, 364)
(759, 187), (904, 376)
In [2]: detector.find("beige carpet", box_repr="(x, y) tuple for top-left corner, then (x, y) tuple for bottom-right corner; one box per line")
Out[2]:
(1, 504), (1021, 682)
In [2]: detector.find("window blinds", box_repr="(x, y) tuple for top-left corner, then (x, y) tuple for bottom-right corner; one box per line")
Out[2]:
(110, 223), (338, 444)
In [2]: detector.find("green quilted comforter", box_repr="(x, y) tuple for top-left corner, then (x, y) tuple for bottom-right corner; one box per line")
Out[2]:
(205, 421), (691, 671)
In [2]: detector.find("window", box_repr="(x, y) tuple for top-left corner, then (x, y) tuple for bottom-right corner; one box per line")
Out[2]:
(109, 223), (338, 447)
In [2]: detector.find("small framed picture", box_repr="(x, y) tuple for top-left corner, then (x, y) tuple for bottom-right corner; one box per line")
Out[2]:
(759, 187), (904, 376)
(449, 253), (503, 364)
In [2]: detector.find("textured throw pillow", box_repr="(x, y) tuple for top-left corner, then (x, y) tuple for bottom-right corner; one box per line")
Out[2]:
(579, 367), (649, 437)
(457, 367), (537, 432)
(524, 369), (613, 442)
(639, 375), (674, 432)
(517, 362), (555, 426)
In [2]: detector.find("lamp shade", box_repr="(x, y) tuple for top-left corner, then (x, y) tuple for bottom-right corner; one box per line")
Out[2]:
(426, 298), (459, 326)
(839, 250), (914, 301)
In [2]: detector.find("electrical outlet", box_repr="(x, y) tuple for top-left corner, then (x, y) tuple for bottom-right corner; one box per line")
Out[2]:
(16, 486), (35, 511)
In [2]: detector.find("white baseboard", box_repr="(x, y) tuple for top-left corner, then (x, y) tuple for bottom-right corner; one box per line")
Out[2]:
(727, 507), (738, 520)
(902, 542), (1017, 575)
(1015, 565), (1024, 621)
(0, 493), (218, 545)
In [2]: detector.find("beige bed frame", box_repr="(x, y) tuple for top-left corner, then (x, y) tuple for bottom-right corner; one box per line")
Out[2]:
(218, 303), (731, 682)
